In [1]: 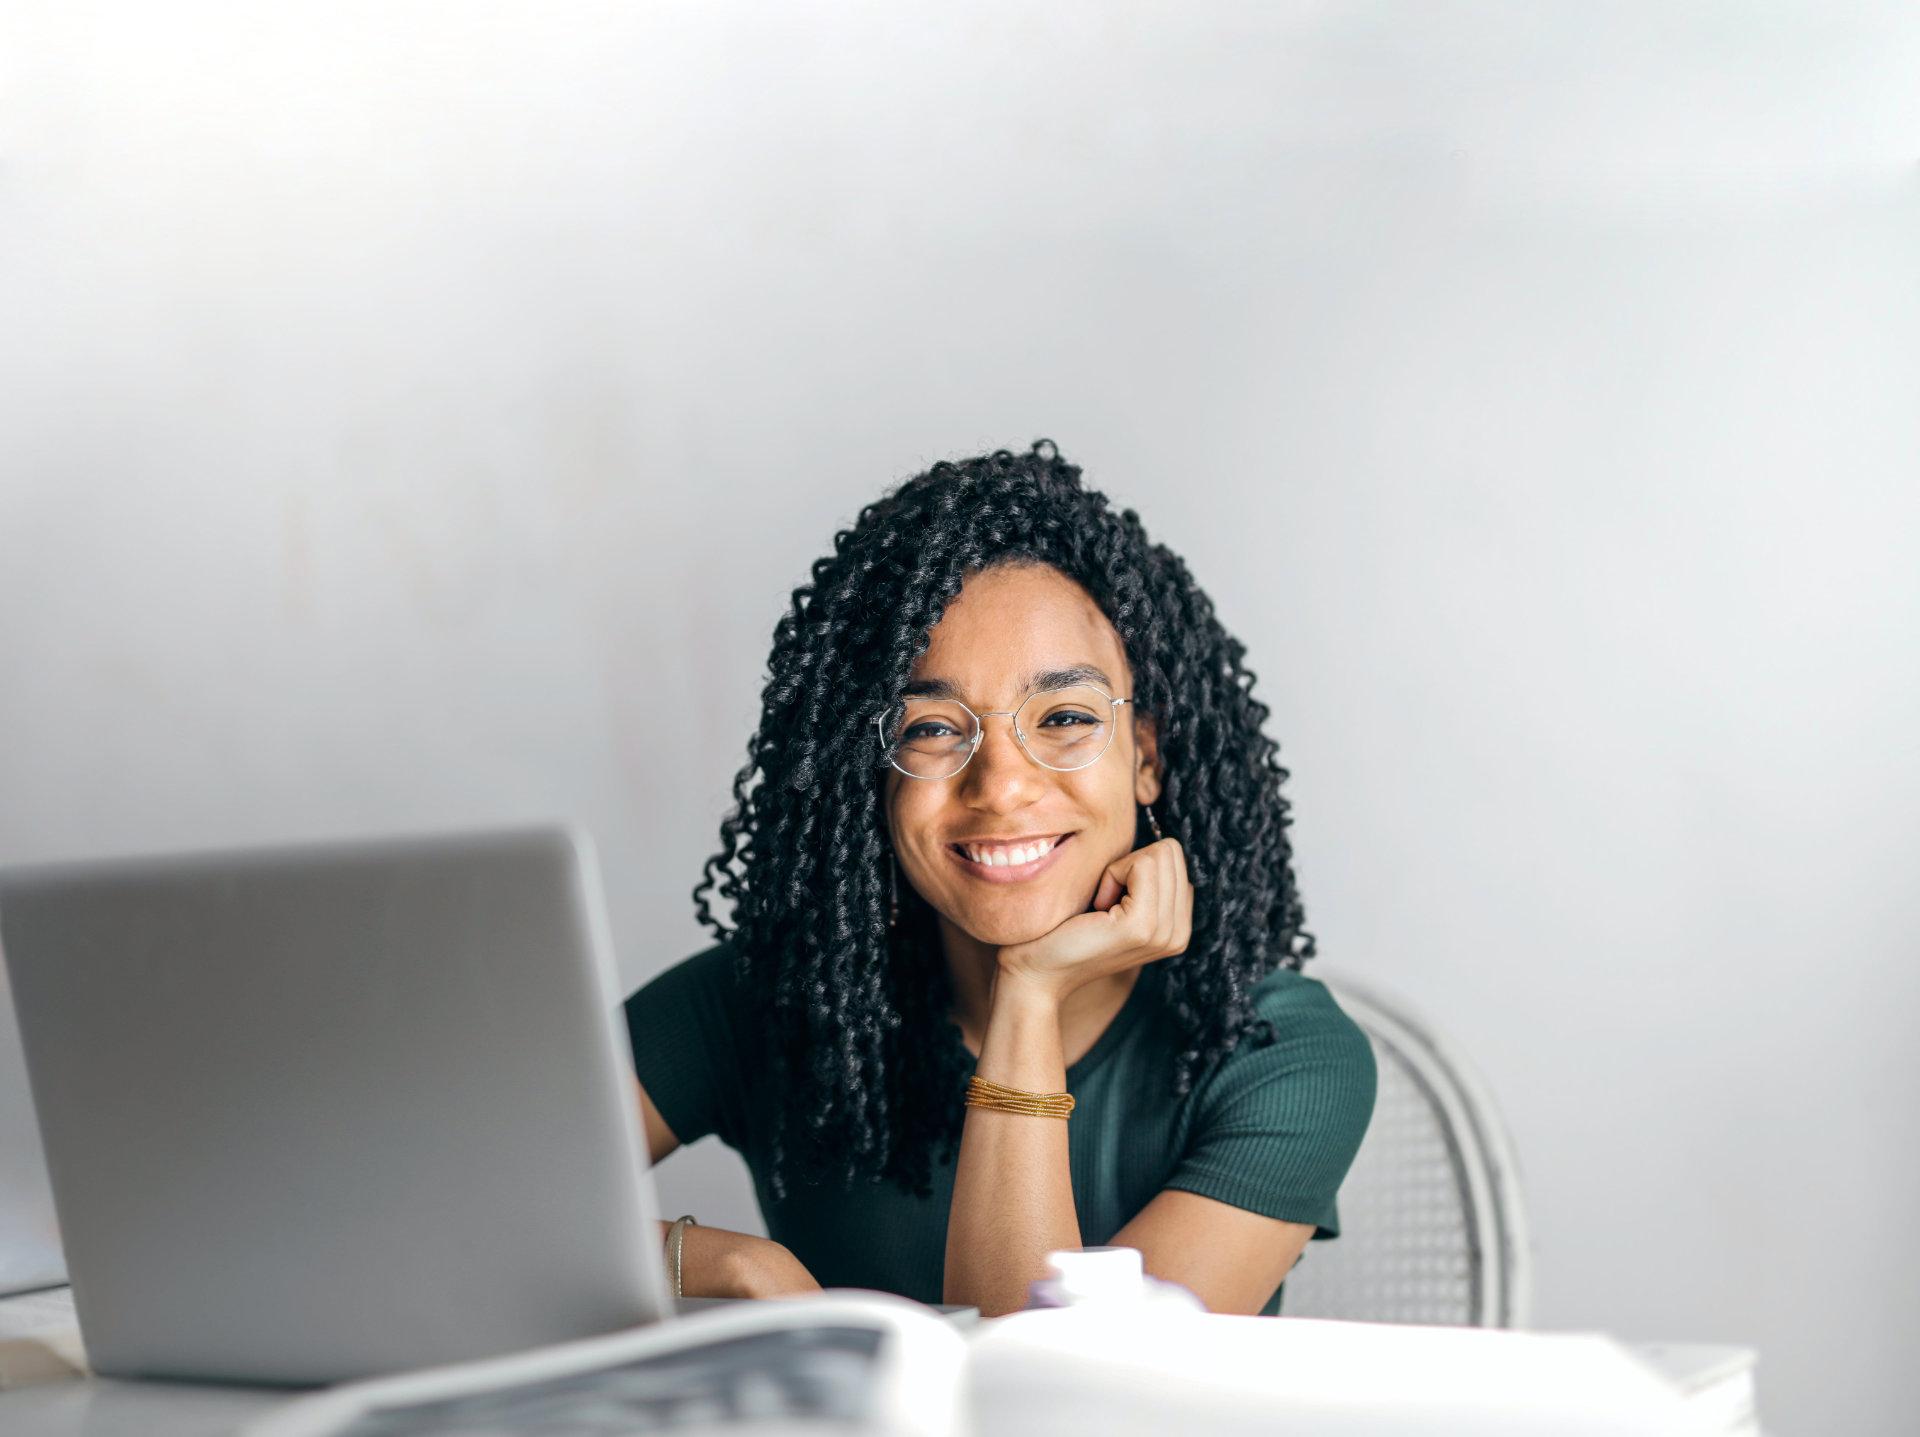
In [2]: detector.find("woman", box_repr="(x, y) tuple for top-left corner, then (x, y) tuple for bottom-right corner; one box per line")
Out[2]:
(624, 440), (1376, 1317)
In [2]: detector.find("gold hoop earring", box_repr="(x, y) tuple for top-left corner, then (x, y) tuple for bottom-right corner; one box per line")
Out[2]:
(1143, 803), (1164, 842)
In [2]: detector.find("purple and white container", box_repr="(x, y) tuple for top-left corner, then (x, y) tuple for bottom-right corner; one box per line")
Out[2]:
(1024, 1245), (1206, 1313)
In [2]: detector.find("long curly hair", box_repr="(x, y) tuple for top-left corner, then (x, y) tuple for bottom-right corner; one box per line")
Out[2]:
(690, 439), (1316, 1201)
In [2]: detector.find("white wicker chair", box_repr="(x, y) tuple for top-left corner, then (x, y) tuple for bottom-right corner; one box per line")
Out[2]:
(1278, 971), (1533, 1328)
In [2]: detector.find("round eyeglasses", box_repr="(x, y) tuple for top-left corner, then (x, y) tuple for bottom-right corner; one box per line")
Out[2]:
(875, 682), (1136, 781)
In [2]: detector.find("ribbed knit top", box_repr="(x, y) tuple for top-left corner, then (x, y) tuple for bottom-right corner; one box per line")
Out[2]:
(624, 942), (1377, 1317)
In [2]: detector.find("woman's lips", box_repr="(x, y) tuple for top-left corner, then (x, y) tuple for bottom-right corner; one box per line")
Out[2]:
(946, 832), (1074, 884)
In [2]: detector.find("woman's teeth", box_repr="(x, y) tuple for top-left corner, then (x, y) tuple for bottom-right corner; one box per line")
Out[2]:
(961, 836), (1059, 867)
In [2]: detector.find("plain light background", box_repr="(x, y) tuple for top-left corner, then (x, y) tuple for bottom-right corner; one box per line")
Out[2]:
(3, 3), (1916, 1432)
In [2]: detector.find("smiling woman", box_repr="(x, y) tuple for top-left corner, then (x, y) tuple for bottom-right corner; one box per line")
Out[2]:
(623, 440), (1377, 1317)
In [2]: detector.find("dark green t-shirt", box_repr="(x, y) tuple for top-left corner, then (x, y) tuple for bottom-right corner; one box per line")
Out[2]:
(623, 941), (1376, 1316)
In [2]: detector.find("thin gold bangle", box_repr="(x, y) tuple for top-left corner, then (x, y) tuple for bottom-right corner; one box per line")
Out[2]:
(968, 1075), (1075, 1104)
(665, 1214), (698, 1298)
(968, 1076), (1070, 1096)
(964, 1074), (1075, 1118)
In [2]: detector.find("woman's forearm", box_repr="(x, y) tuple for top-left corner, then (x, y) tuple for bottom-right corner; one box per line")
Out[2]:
(657, 1220), (821, 1299)
(942, 974), (1081, 1315)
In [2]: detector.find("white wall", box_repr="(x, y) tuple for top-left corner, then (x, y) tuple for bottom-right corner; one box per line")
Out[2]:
(3, 3), (1915, 1430)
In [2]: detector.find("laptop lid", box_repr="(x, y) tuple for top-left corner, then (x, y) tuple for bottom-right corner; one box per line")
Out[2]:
(0, 824), (673, 1385)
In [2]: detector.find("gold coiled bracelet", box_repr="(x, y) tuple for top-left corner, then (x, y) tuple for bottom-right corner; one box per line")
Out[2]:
(964, 1073), (1076, 1120)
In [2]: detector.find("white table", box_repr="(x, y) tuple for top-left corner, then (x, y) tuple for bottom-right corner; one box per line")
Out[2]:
(0, 1286), (1761, 1436)
(2, 1376), (290, 1435)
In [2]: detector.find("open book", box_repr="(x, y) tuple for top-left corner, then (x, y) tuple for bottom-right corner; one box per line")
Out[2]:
(240, 1292), (967, 1437)
(232, 1286), (1753, 1437)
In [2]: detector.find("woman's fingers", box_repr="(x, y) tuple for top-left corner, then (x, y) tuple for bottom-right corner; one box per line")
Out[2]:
(1159, 841), (1190, 952)
(1123, 840), (1152, 950)
(1095, 843), (1151, 917)
(1157, 839), (1183, 954)
(1150, 838), (1191, 958)
(1106, 838), (1189, 960)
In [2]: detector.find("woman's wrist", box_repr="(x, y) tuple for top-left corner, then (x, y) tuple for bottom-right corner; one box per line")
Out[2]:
(990, 957), (1072, 1012)
(670, 1222), (820, 1299)
(725, 1240), (822, 1299)
(977, 967), (1068, 1092)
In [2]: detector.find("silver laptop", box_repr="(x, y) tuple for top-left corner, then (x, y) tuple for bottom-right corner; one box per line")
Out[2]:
(0, 825), (675, 1385)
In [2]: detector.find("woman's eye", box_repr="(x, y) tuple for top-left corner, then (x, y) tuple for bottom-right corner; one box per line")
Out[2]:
(1040, 711), (1097, 727)
(904, 722), (956, 740)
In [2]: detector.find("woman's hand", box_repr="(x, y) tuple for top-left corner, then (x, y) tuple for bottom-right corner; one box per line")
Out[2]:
(719, 1238), (822, 1299)
(669, 1222), (823, 1299)
(995, 836), (1193, 1004)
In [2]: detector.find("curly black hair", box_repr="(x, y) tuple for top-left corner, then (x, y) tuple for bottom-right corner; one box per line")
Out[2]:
(690, 439), (1315, 1201)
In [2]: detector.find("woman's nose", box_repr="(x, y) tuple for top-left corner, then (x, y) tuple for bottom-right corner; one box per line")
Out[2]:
(959, 714), (1044, 800)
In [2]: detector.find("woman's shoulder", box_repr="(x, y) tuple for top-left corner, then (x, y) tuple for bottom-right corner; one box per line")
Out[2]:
(665, 936), (746, 984)
(1246, 962), (1366, 1038)
(623, 936), (750, 1014)
(1194, 963), (1378, 1112)
(621, 937), (760, 1151)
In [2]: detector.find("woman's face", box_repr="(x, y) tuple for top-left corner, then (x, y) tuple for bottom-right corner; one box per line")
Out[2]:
(882, 562), (1161, 950)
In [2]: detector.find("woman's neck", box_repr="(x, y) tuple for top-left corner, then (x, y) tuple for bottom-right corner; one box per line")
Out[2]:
(937, 913), (1141, 1069)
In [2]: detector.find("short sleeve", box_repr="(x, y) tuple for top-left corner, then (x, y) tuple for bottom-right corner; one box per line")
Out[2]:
(1163, 970), (1377, 1239)
(621, 941), (752, 1152)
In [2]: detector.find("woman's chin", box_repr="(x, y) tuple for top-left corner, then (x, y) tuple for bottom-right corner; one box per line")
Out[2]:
(954, 897), (1081, 949)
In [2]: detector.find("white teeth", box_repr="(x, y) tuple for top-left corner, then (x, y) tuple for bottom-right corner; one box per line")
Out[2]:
(964, 837), (1056, 867)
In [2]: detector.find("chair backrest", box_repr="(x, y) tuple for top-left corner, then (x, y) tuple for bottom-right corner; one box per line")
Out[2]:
(1279, 971), (1533, 1327)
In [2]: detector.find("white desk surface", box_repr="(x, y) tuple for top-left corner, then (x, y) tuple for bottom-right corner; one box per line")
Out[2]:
(0, 1355), (1773, 1437)
(2, 1376), (289, 1435)
(0, 1286), (1762, 1437)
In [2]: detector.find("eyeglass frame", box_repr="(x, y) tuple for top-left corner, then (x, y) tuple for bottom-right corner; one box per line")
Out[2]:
(874, 680), (1138, 781)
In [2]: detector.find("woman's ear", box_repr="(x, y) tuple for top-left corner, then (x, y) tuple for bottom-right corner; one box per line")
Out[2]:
(1133, 712), (1163, 807)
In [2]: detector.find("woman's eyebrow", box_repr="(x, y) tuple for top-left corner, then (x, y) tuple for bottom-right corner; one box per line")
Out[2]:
(902, 663), (1114, 701)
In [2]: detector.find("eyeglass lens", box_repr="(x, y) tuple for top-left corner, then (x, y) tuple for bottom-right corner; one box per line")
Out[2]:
(883, 684), (1116, 779)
